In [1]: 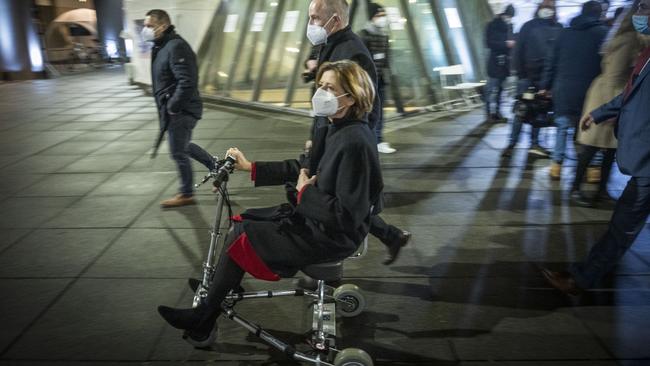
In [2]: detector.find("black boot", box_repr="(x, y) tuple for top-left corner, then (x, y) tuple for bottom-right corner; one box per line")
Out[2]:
(158, 305), (217, 347)
(594, 190), (616, 204)
(158, 306), (202, 330)
(188, 278), (201, 292)
(382, 230), (411, 265)
(570, 190), (593, 208)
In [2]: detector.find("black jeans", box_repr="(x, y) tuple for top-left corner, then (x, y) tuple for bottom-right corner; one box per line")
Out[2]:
(570, 177), (650, 288)
(572, 145), (616, 193)
(188, 142), (217, 171)
(369, 215), (404, 247)
(167, 113), (198, 196)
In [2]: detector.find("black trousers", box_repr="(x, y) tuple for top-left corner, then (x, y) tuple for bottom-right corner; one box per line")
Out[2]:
(570, 177), (650, 288)
(369, 215), (403, 247)
(572, 144), (616, 193)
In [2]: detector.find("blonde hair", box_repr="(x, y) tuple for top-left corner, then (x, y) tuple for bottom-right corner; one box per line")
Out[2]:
(316, 60), (375, 120)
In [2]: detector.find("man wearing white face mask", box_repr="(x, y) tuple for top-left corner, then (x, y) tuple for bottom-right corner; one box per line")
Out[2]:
(144, 9), (208, 208)
(503, 0), (562, 158)
(359, 2), (396, 154)
(304, 0), (411, 269)
(306, 0), (379, 136)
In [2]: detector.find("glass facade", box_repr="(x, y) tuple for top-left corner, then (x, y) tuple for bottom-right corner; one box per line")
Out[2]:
(195, 0), (495, 114)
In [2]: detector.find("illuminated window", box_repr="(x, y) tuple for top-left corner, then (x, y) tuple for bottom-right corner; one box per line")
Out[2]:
(444, 8), (463, 28)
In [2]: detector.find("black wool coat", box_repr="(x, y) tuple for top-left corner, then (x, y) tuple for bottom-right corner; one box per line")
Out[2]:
(541, 15), (608, 117)
(240, 119), (383, 277)
(513, 17), (563, 83)
(151, 26), (203, 122)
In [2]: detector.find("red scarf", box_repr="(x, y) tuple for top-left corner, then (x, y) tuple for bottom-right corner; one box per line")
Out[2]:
(624, 47), (650, 101)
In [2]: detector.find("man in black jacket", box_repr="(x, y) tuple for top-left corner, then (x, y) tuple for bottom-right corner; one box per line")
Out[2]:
(144, 9), (206, 208)
(307, 0), (379, 135)
(484, 4), (515, 123)
(502, 0), (562, 158)
(540, 1), (608, 182)
(306, 0), (410, 265)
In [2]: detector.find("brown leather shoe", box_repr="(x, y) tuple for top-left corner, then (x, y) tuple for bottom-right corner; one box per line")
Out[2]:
(541, 268), (583, 296)
(549, 162), (561, 180)
(161, 194), (196, 208)
(586, 166), (601, 183)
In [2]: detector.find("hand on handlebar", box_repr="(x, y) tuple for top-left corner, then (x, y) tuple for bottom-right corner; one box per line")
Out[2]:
(226, 147), (252, 171)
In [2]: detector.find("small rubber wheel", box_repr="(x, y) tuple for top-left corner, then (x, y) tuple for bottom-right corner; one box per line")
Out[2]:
(333, 284), (365, 317)
(334, 348), (373, 366)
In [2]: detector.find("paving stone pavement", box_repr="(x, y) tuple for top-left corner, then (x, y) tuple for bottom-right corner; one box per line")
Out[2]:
(0, 68), (649, 366)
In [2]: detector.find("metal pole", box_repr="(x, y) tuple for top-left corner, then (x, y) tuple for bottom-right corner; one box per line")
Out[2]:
(197, 0), (229, 91)
(398, 0), (437, 104)
(283, 9), (310, 107)
(251, 0), (287, 102)
(224, 0), (256, 96)
(428, 0), (458, 65)
(349, 0), (359, 26)
(244, 1), (266, 85)
(456, 0), (485, 81)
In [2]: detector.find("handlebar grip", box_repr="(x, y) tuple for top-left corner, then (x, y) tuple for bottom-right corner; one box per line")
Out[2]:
(212, 155), (236, 189)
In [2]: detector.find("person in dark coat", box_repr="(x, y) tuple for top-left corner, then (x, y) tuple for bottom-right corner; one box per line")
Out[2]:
(502, 0), (563, 158)
(541, 1), (608, 180)
(542, 0), (650, 295)
(307, 0), (379, 135)
(158, 60), (383, 345)
(484, 4), (516, 122)
(359, 2), (396, 153)
(144, 9), (210, 208)
(307, 0), (410, 265)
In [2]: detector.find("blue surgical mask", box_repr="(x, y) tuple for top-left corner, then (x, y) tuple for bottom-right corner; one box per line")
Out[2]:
(633, 15), (650, 35)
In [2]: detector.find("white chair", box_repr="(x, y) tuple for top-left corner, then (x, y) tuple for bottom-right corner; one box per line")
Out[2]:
(434, 64), (485, 109)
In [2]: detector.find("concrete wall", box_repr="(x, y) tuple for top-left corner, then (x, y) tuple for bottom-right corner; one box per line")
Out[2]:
(95, 0), (126, 60)
(0, 0), (45, 79)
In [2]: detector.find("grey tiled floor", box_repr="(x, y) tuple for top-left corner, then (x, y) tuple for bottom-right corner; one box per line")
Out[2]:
(0, 68), (649, 366)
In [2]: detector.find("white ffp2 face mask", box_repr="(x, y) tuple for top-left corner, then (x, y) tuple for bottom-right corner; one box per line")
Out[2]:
(311, 88), (348, 117)
(373, 16), (388, 28)
(306, 15), (335, 45)
(538, 8), (555, 19)
(141, 26), (156, 42)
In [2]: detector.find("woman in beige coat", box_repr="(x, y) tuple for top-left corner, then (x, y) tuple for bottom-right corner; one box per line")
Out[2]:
(571, 2), (649, 206)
